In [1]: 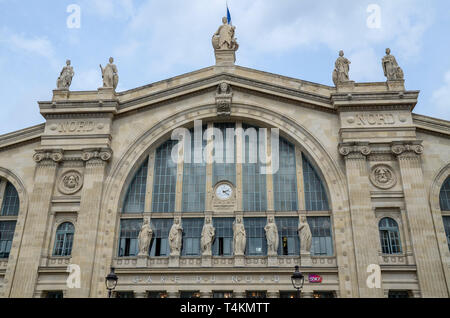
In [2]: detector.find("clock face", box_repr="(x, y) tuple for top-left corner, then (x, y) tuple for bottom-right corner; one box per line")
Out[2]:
(216, 184), (233, 200)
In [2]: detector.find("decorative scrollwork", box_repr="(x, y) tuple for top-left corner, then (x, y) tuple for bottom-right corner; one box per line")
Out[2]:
(33, 150), (64, 163)
(81, 148), (113, 162)
(391, 143), (424, 156)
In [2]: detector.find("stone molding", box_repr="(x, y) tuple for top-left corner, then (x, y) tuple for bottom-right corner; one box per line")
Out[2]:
(33, 148), (113, 164)
(339, 141), (424, 160)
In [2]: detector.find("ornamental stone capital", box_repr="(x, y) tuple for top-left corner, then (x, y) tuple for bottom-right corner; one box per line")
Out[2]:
(391, 142), (424, 156)
(338, 143), (371, 158)
(33, 150), (64, 164)
(81, 148), (113, 162)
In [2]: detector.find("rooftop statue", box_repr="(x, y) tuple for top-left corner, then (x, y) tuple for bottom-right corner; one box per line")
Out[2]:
(212, 17), (239, 51)
(100, 57), (119, 90)
(332, 50), (351, 86)
(382, 48), (404, 81)
(56, 60), (74, 89)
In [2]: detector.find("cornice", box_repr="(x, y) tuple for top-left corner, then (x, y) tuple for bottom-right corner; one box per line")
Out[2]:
(412, 113), (450, 137)
(0, 124), (44, 151)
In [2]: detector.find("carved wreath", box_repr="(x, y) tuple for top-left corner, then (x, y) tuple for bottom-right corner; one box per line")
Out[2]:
(58, 170), (83, 195)
(369, 164), (397, 190)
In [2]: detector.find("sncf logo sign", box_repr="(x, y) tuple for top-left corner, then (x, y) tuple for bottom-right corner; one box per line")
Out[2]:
(308, 274), (323, 283)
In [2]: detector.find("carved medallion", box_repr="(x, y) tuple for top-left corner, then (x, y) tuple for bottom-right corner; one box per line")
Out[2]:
(370, 165), (396, 189)
(58, 170), (83, 195)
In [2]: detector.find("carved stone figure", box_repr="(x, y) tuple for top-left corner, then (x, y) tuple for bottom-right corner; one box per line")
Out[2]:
(58, 170), (83, 195)
(201, 217), (215, 255)
(370, 164), (397, 189)
(382, 48), (404, 81)
(264, 217), (279, 255)
(212, 17), (239, 51)
(216, 82), (233, 117)
(169, 217), (183, 256)
(332, 50), (351, 86)
(138, 218), (153, 256)
(57, 60), (74, 89)
(298, 216), (312, 254)
(100, 57), (119, 90)
(233, 217), (246, 256)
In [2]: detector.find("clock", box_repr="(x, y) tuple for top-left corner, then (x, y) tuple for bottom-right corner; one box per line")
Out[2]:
(215, 183), (233, 200)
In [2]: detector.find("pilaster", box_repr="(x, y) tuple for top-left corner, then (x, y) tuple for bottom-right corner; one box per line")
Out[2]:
(338, 143), (384, 297)
(392, 142), (449, 297)
(67, 148), (112, 298)
(9, 150), (62, 297)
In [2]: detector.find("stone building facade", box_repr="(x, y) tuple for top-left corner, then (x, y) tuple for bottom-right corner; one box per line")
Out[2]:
(0, 21), (449, 298)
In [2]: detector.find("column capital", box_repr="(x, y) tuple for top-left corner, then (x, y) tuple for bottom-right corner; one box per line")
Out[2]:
(338, 142), (371, 158)
(81, 148), (113, 163)
(391, 142), (424, 157)
(33, 149), (64, 164)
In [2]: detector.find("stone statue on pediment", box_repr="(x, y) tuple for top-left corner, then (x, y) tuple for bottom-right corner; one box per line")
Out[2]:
(138, 218), (153, 256)
(212, 17), (239, 51)
(382, 48), (404, 81)
(169, 217), (183, 256)
(298, 216), (312, 254)
(332, 50), (351, 86)
(57, 60), (74, 89)
(233, 217), (246, 256)
(100, 57), (119, 90)
(201, 217), (215, 256)
(265, 217), (279, 256)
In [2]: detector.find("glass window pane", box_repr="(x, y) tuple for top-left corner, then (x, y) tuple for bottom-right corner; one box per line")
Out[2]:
(0, 221), (16, 258)
(212, 218), (234, 256)
(1, 182), (20, 216)
(182, 127), (207, 212)
(118, 219), (142, 257)
(308, 217), (333, 256)
(302, 155), (329, 211)
(244, 218), (267, 256)
(242, 125), (267, 212)
(274, 139), (298, 211)
(182, 218), (204, 256)
(440, 177), (450, 211)
(152, 141), (177, 213)
(213, 123), (236, 185)
(379, 218), (402, 254)
(123, 159), (148, 213)
(275, 217), (299, 256)
(443, 216), (450, 251)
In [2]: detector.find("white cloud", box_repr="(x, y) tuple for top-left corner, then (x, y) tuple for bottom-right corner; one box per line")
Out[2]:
(431, 71), (450, 120)
(0, 28), (58, 69)
(71, 68), (101, 91)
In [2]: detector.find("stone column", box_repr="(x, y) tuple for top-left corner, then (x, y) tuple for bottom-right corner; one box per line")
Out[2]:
(9, 150), (63, 298)
(66, 149), (112, 298)
(339, 143), (384, 297)
(392, 143), (449, 297)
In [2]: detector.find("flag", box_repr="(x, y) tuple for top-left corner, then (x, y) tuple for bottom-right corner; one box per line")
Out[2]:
(227, 3), (232, 25)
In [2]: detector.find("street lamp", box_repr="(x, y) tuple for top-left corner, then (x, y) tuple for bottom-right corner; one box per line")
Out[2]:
(291, 265), (305, 298)
(105, 267), (118, 298)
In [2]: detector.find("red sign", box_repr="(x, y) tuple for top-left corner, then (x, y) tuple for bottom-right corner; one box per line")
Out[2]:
(308, 274), (323, 283)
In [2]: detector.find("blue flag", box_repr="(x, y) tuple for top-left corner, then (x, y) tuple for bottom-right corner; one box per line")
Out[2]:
(227, 5), (232, 25)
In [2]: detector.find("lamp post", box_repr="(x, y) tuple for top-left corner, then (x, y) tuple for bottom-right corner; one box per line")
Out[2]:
(105, 267), (118, 298)
(291, 265), (305, 299)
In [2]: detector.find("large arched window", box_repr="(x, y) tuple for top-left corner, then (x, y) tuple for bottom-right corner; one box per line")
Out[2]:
(0, 180), (19, 259)
(118, 122), (332, 258)
(440, 177), (450, 250)
(53, 222), (75, 257)
(379, 218), (402, 254)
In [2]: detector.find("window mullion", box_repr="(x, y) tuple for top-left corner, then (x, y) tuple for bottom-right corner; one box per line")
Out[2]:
(205, 122), (214, 211)
(175, 139), (184, 212)
(145, 152), (155, 212)
(266, 129), (274, 212)
(295, 146), (306, 211)
(0, 181), (6, 215)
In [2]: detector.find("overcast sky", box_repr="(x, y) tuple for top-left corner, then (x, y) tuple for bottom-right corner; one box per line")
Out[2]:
(0, 0), (449, 135)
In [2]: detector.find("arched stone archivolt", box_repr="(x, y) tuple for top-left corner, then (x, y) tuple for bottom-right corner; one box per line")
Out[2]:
(429, 163), (450, 290)
(90, 103), (358, 298)
(0, 167), (29, 298)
